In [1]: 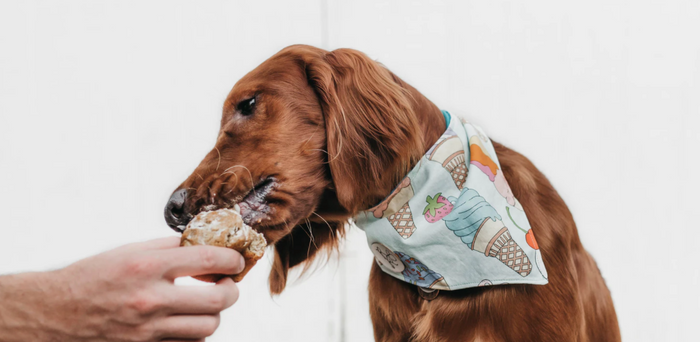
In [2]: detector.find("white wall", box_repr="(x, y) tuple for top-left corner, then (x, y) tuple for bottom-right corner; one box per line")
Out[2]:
(1, 1), (698, 341)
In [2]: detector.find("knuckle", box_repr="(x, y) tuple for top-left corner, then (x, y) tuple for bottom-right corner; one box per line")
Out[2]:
(233, 254), (245, 273)
(214, 278), (238, 308)
(126, 292), (161, 315)
(208, 292), (228, 311)
(202, 315), (221, 337)
(228, 283), (240, 307)
(198, 248), (218, 271)
(129, 323), (157, 342)
(124, 256), (161, 276)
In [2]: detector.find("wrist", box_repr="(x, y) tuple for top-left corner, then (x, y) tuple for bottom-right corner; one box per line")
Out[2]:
(0, 272), (43, 341)
(0, 270), (71, 342)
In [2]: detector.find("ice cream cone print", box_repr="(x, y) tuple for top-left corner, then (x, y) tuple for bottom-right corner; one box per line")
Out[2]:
(443, 188), (532, 277)
(471, 218), (532, 277)
(469, 136), (518, 207)
(388, 203), (415, 238)
(369, 177), (416, 238)
(428, 136), (468, 190)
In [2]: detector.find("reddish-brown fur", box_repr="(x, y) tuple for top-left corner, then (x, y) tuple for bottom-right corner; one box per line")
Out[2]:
(171, 45), (620, 341)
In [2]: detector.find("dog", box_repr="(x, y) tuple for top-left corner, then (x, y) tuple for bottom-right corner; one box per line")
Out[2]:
(164, 45), (621, 342)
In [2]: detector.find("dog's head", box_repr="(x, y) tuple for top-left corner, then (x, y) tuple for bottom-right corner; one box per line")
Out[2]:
(164, 45), (439, 293)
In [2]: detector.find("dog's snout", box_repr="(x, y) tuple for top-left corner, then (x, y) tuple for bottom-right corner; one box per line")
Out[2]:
(165, 189), (191, 232)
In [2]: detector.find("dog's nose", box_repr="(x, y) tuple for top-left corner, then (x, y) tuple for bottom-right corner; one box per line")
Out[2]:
(165, 189), (191, 232)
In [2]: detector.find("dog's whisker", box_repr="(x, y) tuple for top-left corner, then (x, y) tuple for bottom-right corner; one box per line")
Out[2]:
(285, 218), (294, 245)
(311, 211), (335, 240)
(305, 218), (315, 243)
(214, 146), (222, 171)
(222, 165), (258, 198)
(301, 218), (318, 258)
(224, 173), (240, 196)
(298, 224), (314, 259)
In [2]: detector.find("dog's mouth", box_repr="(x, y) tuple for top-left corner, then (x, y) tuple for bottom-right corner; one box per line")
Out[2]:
(237, 176), (278, 226)
(166, 176), (278, 232)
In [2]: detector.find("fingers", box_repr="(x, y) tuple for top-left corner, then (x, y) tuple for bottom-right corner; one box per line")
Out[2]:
(163, 278), (239, 314)
(159, 246), (245, 279)
(155, 314), (221, 340)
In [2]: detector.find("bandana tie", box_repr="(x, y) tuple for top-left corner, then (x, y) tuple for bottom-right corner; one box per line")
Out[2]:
(354, 111), (548, 290)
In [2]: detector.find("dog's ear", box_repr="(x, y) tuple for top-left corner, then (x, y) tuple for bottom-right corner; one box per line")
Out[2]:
(305, 48), (424, 213)
(269, 219), (345, 295)
(268, 47), (426, 294)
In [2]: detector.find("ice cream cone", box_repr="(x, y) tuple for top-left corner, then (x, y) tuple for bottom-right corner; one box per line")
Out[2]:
(471, 218), (532, 277)
(370, 177), (416, 238)
(428, 136), (468, 190)
(387, 202), (416, 238)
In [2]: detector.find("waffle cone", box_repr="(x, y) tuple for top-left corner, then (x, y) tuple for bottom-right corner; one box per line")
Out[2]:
(428, 136), (468, 190)
(387, 202), (415, 238)
(488, 229), (531, 277)
(444, 153), (468, 190)
(371, 178), (414, 219)
(471, 219), (532, 277)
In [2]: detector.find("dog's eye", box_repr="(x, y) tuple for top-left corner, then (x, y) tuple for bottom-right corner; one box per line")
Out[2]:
(237, 96), (257, 116)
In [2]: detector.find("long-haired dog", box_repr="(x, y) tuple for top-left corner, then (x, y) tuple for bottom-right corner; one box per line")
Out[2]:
(165, 45), (620, 342)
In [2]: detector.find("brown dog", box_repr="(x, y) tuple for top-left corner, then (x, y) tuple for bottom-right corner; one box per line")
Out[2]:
(164, 45), (621, 342)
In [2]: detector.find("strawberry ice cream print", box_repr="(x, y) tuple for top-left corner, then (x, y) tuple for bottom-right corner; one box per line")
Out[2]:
(426, 128), (469, 190)
(369, 177), (416, 238)
(443, 188), (532, 277)
(423, 193), (454, 223)
(395, 252), (449, 289)
(469, 136), (521, 209)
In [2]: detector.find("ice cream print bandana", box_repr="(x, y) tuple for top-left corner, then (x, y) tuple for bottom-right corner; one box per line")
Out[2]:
(354, 111), (548, 291)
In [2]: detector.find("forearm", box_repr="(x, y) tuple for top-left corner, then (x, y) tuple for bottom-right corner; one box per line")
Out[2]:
(0, 271), (67, 342)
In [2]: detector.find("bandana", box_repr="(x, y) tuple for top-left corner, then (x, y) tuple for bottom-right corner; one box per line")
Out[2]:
(354, 111), (548, 291)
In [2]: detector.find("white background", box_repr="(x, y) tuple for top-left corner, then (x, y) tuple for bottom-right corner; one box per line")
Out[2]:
(1, 1), (698, 341)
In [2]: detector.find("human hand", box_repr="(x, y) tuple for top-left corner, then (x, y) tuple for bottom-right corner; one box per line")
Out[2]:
(0, 237), (245, 342)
